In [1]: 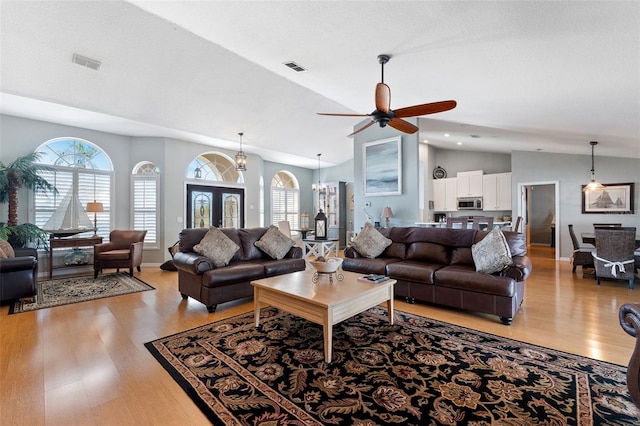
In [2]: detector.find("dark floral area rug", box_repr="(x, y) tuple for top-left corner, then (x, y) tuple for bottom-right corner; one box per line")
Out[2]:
(10, 273), (154, 314)
(145, 306), (639, 425)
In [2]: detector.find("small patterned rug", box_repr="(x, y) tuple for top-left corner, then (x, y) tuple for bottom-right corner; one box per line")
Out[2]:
(145, 306), (639, 425)
(9, 273), (154, 314)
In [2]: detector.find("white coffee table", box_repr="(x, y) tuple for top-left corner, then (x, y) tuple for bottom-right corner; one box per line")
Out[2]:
(252, 269), (396, 363)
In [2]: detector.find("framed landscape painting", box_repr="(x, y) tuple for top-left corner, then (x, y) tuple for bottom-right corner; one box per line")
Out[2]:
(581, 182), (635, 214)
(363, 137), (402, 196)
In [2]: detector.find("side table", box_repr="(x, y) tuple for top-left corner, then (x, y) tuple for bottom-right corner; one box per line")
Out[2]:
(49, 236), (103, 279)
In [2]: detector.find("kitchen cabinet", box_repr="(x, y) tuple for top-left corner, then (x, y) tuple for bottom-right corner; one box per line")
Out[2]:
(482, 172), (512, 211)
(434, 177), (458, 211)
(457, 170), (483, 197)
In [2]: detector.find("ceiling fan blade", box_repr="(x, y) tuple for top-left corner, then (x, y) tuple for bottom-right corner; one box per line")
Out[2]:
(375, 83), (391, 113)
(394, 100), (457, 118)
(348, 120), (375, 137)
(388, 118), (419, 134)
(317, 112), (370, 117)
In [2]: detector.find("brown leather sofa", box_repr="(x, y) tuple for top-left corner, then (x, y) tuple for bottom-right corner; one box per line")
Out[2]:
(343, 227), (532, 325)
(0, 247), (38, 304)
(174, 227), (306, 313)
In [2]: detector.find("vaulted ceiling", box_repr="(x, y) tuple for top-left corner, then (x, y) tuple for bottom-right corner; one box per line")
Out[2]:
(1, 1), (638, 168)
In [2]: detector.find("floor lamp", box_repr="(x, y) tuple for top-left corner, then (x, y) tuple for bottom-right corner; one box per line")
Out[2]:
(86, 201), (104, 237)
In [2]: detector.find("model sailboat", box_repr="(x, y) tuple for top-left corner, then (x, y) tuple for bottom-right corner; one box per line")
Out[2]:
(43, 190), (94, 237)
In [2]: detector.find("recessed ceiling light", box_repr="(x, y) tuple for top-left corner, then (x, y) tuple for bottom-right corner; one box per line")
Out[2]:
(444, 133), (450, 137)
(457, 142), (463, 145)
(423, 139), (429, 144)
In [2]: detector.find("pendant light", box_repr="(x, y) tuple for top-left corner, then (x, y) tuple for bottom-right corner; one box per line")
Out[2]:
(235, 132), (247, 171)
(583, 141), (604, 192)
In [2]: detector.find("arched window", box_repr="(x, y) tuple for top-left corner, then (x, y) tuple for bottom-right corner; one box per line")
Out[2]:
(34, 138), (113, 239)
(132, 162), (159, 248)
(271, 171), (299, 229)
(188, 153), (244, 183)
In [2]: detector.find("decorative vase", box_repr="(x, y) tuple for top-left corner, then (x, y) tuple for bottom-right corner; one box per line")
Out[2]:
(64, 248), (90, 265)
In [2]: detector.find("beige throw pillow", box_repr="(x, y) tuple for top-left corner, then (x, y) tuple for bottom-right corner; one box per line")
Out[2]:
(254, 225), (295, 260)
(471, 228), (513, 274)
(193, 227), (240, 268)
(0, 239), (15, 258)
(351, 223), (392, 259)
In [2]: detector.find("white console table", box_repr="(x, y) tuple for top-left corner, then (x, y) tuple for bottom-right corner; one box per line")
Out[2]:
(302, 239), (339, 260)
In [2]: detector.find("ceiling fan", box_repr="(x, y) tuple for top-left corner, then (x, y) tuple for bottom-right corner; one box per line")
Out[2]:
(317, 54), (457, 137)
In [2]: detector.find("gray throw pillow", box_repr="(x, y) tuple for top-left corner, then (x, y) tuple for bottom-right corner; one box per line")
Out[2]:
(351, 223), (392, 258)
(193, 227), (240, 268)
(471, 228), (513, 274)
(254, 225), (295, 260)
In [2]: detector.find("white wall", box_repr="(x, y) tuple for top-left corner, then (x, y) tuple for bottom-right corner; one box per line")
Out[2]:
(511, 150), (640, 258)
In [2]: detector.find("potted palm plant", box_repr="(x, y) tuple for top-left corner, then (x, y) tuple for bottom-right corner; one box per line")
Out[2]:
(0, 152), (57, 248)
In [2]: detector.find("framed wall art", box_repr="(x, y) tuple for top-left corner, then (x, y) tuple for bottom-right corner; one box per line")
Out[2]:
(363, 136), (402, 196)
(581, 182), (635, 214)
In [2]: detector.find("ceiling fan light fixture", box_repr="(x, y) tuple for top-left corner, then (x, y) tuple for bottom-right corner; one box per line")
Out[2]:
(583, 141), (604, 192)
(235, 132), (247, 171)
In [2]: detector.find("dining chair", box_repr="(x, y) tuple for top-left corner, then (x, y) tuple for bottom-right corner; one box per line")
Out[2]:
(277, 221), (303, 248)
(513, 216), (523, 233)
(593, 227), (636, 289)
(471, 216), (494, 230)
(568, 224), (594, 273)
(446, 217), (468, 229)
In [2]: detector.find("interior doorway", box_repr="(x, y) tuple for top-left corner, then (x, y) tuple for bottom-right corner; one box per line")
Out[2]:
(517, 181), (559, 260)
(186, 184), (245, 229)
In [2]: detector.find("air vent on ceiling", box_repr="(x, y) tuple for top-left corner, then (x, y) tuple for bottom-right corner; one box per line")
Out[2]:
(283, 61), (307, 72)
(72, 54), (101, 71)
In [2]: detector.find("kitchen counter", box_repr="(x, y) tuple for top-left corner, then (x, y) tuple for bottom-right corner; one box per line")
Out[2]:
(415, 221), (512, 229)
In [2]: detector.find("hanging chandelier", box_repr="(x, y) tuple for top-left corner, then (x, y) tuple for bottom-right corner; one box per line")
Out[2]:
(583, 141), (604, 192)
(235, 132), (247, 171)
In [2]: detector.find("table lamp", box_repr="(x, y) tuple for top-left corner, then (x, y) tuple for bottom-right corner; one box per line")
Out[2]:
(86, 201), (104, 236)
(381, 207), (394, 228)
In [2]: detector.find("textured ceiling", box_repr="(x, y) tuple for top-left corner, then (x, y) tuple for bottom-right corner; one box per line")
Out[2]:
(1, 1), (638, 167)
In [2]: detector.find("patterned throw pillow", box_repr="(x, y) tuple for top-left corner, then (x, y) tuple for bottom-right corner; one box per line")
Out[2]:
(0, 239), (15, 258)
(254, 225), (294, 260)
(193, 228), (240, 268)
(351, 223), (392, 259)
(471, 228), (513, 274)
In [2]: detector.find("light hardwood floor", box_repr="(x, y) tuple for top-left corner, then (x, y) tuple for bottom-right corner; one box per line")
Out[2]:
(1, 248), (639, 425)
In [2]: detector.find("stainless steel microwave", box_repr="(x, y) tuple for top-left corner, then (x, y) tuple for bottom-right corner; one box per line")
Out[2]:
(457, 197), (483, 210)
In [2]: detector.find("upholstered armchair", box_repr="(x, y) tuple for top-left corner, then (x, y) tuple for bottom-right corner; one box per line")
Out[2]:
(0, 247), (38, 303)
(619, 303), (640, 409)
(593, 227), (636, 289)
(94, 230), (147, 278)
(568, 224), (594, 273)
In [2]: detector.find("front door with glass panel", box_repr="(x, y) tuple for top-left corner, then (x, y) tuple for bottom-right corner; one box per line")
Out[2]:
(187, 184), (244, 229)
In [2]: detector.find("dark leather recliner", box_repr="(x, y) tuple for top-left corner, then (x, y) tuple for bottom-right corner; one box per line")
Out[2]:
(0, 247), (38, 303)
(619, 303), (640, 409)
(94, 230), (147, 278)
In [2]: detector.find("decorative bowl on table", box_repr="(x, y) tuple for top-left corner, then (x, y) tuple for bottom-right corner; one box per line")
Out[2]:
(309, 257), (343, 283)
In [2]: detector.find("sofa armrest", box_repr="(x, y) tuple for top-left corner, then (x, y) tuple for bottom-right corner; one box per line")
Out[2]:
(94, 242), (116, 254)
(130, 241), (144, 265)
(285, 246), (303, 259)
(173, 251), (214, 274)
(14, 247), (38, 258)
(0, 256), (38, 273)
(344, 247), (362, 258)
(500, 255), (532, 281)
